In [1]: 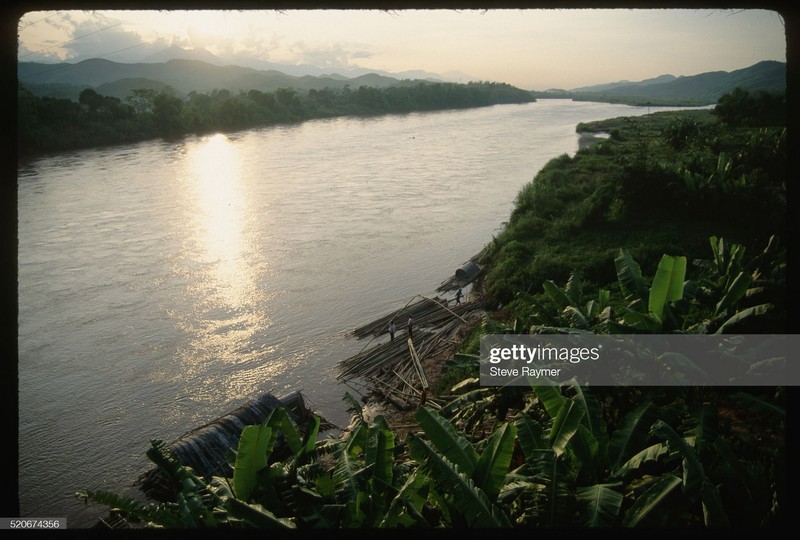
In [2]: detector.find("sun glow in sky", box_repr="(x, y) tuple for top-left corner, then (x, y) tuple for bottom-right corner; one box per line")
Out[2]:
(15, 7), (787, 90)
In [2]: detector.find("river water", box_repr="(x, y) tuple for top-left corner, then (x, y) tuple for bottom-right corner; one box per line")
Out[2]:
(17, 99), (702, 526)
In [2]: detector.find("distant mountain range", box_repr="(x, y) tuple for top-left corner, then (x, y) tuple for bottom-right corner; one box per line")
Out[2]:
(17, 46), (785, 106)
(569, 74), (681, 93)
(17, 57), (449, 102)
(138, 44), (469, 82)
(556, 60), (786, 103)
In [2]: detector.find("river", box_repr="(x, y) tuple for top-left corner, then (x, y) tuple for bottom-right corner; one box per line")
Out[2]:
(17, 99), (704, 526)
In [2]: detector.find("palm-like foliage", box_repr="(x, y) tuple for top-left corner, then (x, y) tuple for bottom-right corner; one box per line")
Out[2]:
(530, 235), (782, 335)
(81, 381), (783, 529)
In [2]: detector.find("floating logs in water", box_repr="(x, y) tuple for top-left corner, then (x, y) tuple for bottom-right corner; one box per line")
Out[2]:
(349, 295), (476, 340)
(137, 390), (333, 502)
(341, 295), (483, 411)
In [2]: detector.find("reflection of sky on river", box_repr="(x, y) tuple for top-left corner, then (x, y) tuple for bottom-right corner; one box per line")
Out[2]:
(162, 133), (277, 402)
(192, 133), (248, 304)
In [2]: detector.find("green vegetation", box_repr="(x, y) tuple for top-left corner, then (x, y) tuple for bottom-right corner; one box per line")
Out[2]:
(17, 80), (533, 157)
(485, 89), (786, 314)
(77, 88), (787, 528)
(78, 383), (785, 528)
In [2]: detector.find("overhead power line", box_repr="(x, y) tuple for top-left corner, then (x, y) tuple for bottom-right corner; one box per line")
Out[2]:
(19, 21), (122, 59)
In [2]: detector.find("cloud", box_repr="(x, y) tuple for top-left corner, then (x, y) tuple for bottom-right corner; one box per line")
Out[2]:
(67, 21), (150, 62)
(20, 12), (149, 63)
(290, 41), (374, 68)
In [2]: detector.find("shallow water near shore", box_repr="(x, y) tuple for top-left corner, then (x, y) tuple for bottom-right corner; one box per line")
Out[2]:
(17, 99), (705, 526)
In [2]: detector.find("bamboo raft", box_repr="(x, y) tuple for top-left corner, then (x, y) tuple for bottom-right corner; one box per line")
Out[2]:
(137, 390), (332, 501)
(349, 295), (475, 339)
(340, 294), (483, 411)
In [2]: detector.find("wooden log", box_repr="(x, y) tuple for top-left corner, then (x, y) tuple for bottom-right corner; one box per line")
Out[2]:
(407, 337), (429, 390)
(385, 393), (412, 411)
(391, 369), (423, 396)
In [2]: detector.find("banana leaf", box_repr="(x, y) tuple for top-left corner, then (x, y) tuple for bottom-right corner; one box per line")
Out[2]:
(610, 442), (671, 479)
(701, 480), (731, 527)
(263, 406), (303, 455)
(533, 384), (566, 419)
(564, 273), (583, 306)
(332, 423), (370, 501)
(233, 425), (274, 502)
(473, 422), (517, 498)
(615, 248), (648, 303)
(76, 488), (186, 528)
(714, 271), (752, 315)
(514, 414), (546, 459)
(714, 303), (773, 333)
(621, 473), (682, 527)
(566, 380), (609, 470)
(607, 402), (658, 472)
(379, 470), (431, 528)
(226, 498), (295, 528)
(648, 254), (686, 320)
(415, 405), (478, 476)
(650, 420), (705, 495)
(543, 279), (572, 310)
(408, 434), (512, 527)
(569, 424), (600, 482)
(686, 403), (718, 454)
(366, 418), (395, 489)
(549, 399), (585, 457)
(576, 483), (624, 527)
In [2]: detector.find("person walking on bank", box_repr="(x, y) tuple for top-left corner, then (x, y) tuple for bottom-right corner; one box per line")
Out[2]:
(389, 321), (396, 341)
(407, 314), (414, 338)
(455, 288), (463, 305)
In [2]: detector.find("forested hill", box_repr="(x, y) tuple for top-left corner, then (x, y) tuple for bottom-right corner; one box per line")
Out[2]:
(537, 60), (786, 105)
(18, 58), (444, 101)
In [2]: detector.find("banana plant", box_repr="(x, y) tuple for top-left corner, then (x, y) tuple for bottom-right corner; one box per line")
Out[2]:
(687, 235), (782, 333)
(528, 236), (781, 335)
(77, 438), (294, 528)
(405, 405), (516, 527)
(614, 250), (687, 332)
(272, 394), (407, 528)
(538, 272), (613, 330)
(500, 383), (622, 527)
(494, 382), (779, 528)
(532, 250), (687, 334)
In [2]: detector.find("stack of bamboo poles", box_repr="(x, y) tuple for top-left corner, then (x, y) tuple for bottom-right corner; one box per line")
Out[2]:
(340, 294), (483, 411)
(350, 296), (475, 339)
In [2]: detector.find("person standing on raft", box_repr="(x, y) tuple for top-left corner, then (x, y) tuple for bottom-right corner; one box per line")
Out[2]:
(389, 321), (396, 341)
(407, 314), (414, 338)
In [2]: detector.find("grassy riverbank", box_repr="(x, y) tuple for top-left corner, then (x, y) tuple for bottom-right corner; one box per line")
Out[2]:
(79, 89), (788, 529)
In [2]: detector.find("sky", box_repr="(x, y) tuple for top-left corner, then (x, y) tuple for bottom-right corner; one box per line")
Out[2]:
(14, 7), (787, 90)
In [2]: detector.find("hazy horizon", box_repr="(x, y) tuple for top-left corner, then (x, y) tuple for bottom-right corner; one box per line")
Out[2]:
(16, 8), (787, 91)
